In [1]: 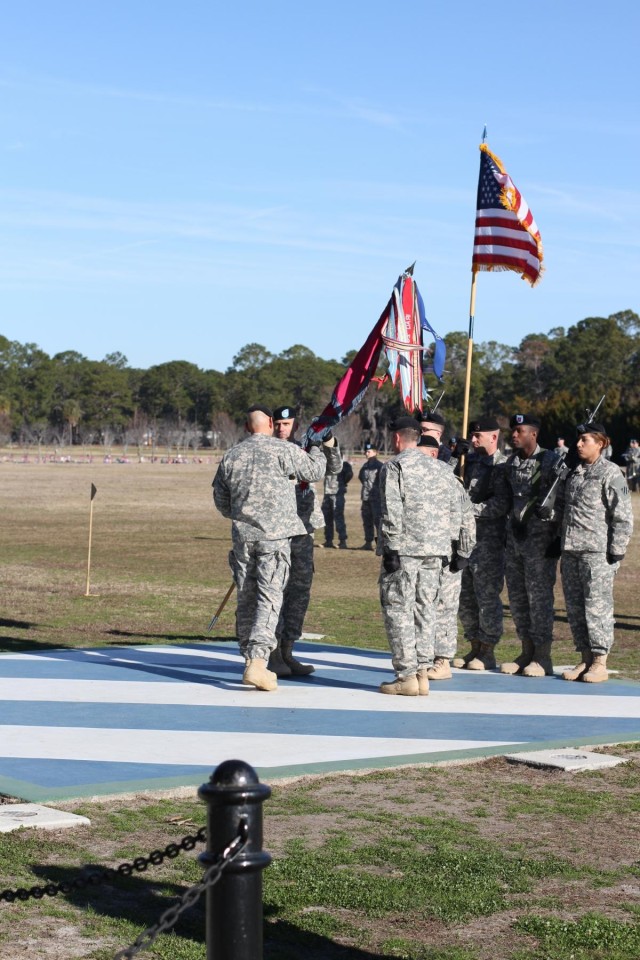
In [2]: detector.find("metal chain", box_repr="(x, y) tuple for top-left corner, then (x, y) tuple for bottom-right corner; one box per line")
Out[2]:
(0, 826), (207, 904)
(114, 821), (248, 960)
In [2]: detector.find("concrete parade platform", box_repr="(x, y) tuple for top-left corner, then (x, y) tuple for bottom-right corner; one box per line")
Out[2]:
(0, 640), (639, 802)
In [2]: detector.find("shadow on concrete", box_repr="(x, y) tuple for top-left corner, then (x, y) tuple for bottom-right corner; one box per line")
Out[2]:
(106, 629), (236, 643)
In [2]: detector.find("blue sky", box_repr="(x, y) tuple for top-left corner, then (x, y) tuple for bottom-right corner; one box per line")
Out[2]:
(1, 2), (638, 373)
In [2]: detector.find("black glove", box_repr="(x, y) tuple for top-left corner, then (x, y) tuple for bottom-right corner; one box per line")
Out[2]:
(545, 537), (562, 559)
(450, 555), (469, 572)
(511, 518), (528, 542)
(607, 553), (625, 565)
(382, 550), (401, 574)
(454, 438), (471, 457)
(535, 502), (554, 521)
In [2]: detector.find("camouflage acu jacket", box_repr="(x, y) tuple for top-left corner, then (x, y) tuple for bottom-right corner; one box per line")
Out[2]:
(562, 456), (633, 555)
(294, 439), (343, 533)
(379, 448), (473, 558)
(213, 434), (326, 543)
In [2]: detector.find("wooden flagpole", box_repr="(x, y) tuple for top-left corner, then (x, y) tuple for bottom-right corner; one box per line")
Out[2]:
(459, 127), (487, 480)
(85, 483), (97, 596)
(459, 269), (478, 481)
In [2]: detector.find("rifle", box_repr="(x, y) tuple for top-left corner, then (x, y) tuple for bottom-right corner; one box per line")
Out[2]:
(536, 395), (605, 520)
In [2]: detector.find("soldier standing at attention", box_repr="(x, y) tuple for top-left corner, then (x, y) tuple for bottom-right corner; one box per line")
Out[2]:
(454, 417), (508, 671)
(417, 436), (476, 681)
(500, 414), (563, 678)
(321, 458), (353, 548)
(378, 418), (473, 697)
(212, 405), (327, 691)
(269, 404), (342, 677)
(561, 421), (633, 683)
(358, 442), (382, 550)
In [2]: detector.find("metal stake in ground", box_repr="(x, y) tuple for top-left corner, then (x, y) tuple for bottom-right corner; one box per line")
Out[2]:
(85, 483), (97, 597)
(199, 759), (272, 960)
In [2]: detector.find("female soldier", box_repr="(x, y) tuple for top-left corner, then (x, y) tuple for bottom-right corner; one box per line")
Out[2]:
(561, 423), (633, 683)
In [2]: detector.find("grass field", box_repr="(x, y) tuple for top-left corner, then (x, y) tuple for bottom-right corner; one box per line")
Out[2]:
(1, 455), (639, 959)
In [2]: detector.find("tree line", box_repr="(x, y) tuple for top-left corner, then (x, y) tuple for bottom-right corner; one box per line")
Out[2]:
(1, 309), (638, 457)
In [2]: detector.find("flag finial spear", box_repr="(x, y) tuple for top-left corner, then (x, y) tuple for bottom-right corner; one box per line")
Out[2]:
(404, 261), (416, 276)
(482, 125), (487, 143)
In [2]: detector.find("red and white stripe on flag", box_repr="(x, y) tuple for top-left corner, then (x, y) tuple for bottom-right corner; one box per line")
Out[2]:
(472, 144), (543, 286)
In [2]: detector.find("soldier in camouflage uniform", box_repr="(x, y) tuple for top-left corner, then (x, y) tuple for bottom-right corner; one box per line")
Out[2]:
(268, 404), (343, 677)
(417, 436), (476, 681)
(321, 459), (354, 548)
(378, 418), (474, 697)
(358, 442), (382, 549)
(212, 405), (327, 691)
(500, 414), (563, 678)
(454, 417), (508, 672)
(561, 422), (633, 683)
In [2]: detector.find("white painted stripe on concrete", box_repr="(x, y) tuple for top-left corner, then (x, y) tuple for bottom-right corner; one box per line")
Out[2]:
(0, 678), (638, 719)
(0, 726), (518, 767)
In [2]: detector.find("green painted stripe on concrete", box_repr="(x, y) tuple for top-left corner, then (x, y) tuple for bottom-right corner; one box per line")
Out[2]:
(4, 730), (639, 802)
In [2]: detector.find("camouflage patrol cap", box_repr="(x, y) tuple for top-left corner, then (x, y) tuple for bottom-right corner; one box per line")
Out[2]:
(510, 413), (541, 429)
(273, 405), (297, 421)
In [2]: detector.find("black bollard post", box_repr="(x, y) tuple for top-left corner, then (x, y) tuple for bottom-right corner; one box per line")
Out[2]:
(199, 759), (271, 960)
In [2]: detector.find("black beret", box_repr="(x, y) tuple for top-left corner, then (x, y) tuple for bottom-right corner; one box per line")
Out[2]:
(389, 416), (422, 433)
(247, 404), (273, 418)
(577, 421), (607, 436)
(273, 405), (297, 421)
(418, 435), (439, 448)
(419, 411), (446, 427)
(510, 413), (541, 429)
(469, 416), (501, 433)
(364, 441), (377, 451)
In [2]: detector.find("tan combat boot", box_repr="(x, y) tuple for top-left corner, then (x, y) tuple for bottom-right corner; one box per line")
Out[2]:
(561, 649), (593, 681)
(281, 644), (315, 676)
(452, 641), (480, 669)
(582, 653), (608, 683)
(523, 642), (554, 677)
(267, 647), (293, 677)
(426, 657), (452, 681)
(379, 675), (419, 696)
(417, 670), (430, 695)
(466, 642), (497, 671)
(500, 638), (535, 675)
(243, 659), (278, 691)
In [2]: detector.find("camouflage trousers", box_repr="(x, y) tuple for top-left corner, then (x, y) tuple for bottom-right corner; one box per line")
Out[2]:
(322, 493), (347, 544)
(458, 537), (505, 646)
(276, 533), (314, 650)
(379, 556), (442, 679)
(360, 499), (381, 544)
(561, 551), (618, 655)
(229, 538), (291, 661)
(433, 563), (462, 659)
(505, 533), (558, 648)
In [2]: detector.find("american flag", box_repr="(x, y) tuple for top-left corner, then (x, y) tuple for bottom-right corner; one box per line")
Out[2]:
(472, 144), (543, 286)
